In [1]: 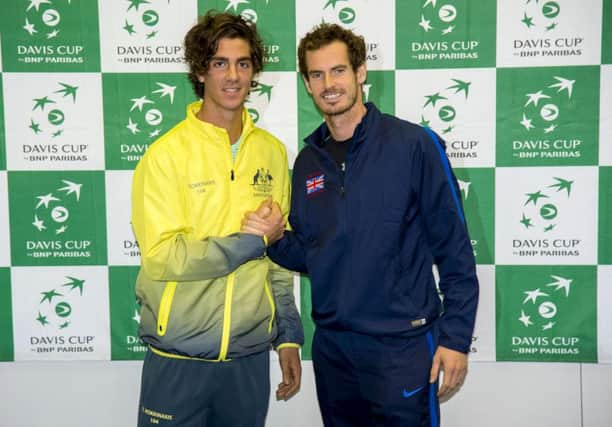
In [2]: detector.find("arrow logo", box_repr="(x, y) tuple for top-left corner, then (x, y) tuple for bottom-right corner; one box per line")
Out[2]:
(542, 1), (560, 19)
(539, 204), (557, 220)
(338, 7), (356, 24)
(41, 9), (61, 26)
(540, 104), (559, 122)
(50, 206), (69, 223)
(145, 109), (163, 126)
(47, 109), (65, 126)
(538, 301), (557, 318)
(438, 105), (456, 122)
(55, 301), (72, 317)
(438, 4), (456, 22)
(142, 10), (159, 26)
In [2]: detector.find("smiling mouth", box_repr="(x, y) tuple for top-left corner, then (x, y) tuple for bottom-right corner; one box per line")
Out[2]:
(322, 92), (342, 101)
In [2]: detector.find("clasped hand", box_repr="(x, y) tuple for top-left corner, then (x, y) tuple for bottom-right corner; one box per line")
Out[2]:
(241, 198), (286, 245)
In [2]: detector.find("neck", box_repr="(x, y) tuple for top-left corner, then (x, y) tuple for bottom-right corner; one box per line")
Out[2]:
(196, 103), (243, 144)
(325, 102), (367, 141)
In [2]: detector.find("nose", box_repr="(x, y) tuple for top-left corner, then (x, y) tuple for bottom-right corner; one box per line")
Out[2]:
(323, 72), (333, 89)
(226, 63), (238, 81)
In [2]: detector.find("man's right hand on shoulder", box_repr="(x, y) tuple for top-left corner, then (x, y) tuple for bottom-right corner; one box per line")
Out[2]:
(241, 198), (286, 245)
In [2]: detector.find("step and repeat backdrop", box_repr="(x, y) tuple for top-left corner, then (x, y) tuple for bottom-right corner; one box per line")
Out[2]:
(0, 0), (610, 364)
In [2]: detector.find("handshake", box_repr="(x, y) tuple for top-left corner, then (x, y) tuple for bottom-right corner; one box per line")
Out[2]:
(241, 198), (287, 245)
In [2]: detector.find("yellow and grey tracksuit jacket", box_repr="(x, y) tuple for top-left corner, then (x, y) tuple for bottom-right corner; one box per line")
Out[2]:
(131, 101), (303, 361)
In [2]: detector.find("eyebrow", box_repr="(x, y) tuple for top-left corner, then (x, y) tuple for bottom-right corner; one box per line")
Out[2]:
(308, 64), (347, 74)
(210, 56), (252, 62)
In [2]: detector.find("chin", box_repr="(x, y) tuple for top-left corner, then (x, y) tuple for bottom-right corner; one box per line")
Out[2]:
(222, 101), (246, 111)
(318, 104), (351, 116)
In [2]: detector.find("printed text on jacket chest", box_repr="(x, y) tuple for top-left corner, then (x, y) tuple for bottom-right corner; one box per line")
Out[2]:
(188, 180), (216, 194)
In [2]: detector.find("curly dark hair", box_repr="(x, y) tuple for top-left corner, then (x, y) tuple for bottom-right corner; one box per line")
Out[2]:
(298, 23), (366, 79)
(184, 10), (264, 98)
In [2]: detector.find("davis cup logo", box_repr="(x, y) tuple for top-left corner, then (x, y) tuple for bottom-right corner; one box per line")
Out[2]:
(519, 75), (574, 134)
(504, 169), (594, 261)
(419, 78), (471, 135)
(11, 0), (93, 69)
(125, 82), (176, 139)
(509, 2), (585, 62)
(9, 171), (105, 265)
(123, 0), (163, 40)
(399, 0), (493, 67)
(520, 176), (572, 233)
(22, 0), (70, 40)
(29, 82), (78, 138)
(31, 179), (82, 235)
(113, 0), (184, 67)
(498, 265), (596, 361)
(246, 81), (274, 124)
(521, 0), (561, 31)
(517, 275), (572, 332)
(419, 0), (458, 36)
(36, 276), (85, 330)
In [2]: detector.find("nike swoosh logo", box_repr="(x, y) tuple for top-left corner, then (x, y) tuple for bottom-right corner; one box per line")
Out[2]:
(402, 385), (425, 398)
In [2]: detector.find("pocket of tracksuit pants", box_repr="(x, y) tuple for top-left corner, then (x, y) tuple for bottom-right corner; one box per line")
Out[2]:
(378, 334), (434, 407)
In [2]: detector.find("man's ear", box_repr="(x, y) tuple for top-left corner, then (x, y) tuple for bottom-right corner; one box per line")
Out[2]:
(197, 73), (205, 84)
(356, 63), (367, 85)
(302, 75), (312, 95)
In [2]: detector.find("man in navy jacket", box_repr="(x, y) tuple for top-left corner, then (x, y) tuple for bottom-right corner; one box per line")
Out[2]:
(243, 23), (479, 426)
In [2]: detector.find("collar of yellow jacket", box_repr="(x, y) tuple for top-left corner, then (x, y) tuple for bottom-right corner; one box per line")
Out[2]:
(185, 100), (255, 143)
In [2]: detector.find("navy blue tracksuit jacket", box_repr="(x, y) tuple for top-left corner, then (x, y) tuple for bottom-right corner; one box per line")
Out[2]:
(268, 103), (478, 354)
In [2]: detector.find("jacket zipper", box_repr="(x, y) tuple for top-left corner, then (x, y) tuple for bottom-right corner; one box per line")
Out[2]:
(220, 127), (251, 358)
(339, 158), (345, 197)
(220, 139), (236, 360)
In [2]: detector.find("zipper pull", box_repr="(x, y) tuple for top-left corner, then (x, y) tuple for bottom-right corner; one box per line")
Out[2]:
(340, 186), (345, 197)
(231, 170), (235, 181)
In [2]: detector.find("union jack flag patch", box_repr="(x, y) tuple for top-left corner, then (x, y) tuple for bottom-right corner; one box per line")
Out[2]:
(306, 174), (325, 195)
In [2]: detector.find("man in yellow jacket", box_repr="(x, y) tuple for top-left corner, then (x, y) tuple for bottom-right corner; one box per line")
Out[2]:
(131, 11), (303, 427)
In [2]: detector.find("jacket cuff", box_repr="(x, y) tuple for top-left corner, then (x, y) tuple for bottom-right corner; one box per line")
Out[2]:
(275, 343), (301, 351)
(438, 336), (471, 354)
(273, 329), (305, 349)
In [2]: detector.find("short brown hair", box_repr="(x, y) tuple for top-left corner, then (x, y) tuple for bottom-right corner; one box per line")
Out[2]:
(184, 10), (264, 98)
(298, 23), (366, 79)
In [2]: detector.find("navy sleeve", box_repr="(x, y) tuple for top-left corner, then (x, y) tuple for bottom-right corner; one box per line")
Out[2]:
(267, 230), (308, 273)
(267, 165), (309, 273)
(416, 127), (479, 354)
